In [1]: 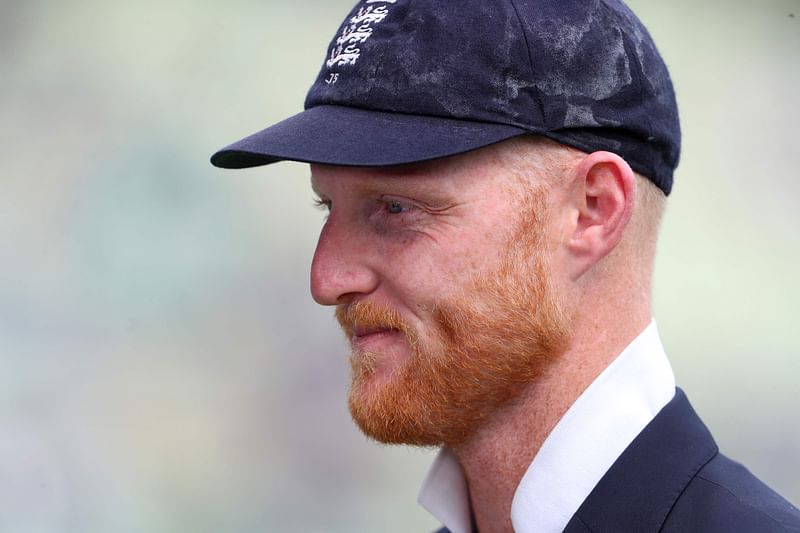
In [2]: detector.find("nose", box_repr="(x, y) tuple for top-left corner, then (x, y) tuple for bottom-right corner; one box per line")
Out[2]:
(310, 216), (380, 306)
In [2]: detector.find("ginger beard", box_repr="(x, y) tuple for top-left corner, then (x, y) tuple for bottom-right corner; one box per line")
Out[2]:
(335, 193), (571, 448)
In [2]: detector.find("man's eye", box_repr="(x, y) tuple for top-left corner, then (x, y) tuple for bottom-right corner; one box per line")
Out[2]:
(313, 198), (331, 211)
(386, 199), (407, 214)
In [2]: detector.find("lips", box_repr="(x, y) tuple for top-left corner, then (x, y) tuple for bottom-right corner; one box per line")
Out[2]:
(351, 326), (399, 339)
(350, 327), (400, 345)
(349, 327), (405, 354)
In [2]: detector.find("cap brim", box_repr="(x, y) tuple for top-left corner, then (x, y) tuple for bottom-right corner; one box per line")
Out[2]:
(210, 105), (530, 169)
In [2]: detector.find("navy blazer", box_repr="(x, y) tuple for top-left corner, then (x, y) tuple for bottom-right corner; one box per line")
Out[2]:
(435, 389), (800, 532)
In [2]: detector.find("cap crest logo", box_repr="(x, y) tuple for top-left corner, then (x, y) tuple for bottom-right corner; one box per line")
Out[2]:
(325, 0), (397, 84)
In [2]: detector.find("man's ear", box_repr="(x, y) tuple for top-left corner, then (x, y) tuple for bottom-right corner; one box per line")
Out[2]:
(566, 151), (635, 280)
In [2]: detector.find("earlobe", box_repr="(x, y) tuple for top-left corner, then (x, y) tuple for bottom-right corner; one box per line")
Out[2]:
(567, 151), (636, 279)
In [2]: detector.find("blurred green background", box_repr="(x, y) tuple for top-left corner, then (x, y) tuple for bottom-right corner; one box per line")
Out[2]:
(1, 1), (798, 531)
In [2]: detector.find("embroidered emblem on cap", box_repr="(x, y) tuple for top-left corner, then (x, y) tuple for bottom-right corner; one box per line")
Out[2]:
(324, 0), (397, 84)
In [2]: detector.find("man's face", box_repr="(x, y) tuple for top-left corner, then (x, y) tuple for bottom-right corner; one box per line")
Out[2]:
(310, 143), (571, 448)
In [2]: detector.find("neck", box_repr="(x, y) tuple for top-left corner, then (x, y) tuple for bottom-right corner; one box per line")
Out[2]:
(451, 308), (651, 533)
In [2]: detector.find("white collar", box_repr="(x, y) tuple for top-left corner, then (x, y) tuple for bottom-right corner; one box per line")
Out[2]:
(417, 321), (676, 533)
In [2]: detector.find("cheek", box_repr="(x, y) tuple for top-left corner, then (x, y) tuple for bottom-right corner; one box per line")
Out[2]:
(381, 255), (437, 294)
(374, 221), (513, 303)
(379, 248), (485, 306)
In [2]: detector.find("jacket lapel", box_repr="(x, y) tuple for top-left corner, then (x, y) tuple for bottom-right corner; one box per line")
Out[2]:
(563, 389), (718, 533)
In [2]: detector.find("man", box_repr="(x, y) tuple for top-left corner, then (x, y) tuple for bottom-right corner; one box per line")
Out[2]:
(211, 1), (800, 531)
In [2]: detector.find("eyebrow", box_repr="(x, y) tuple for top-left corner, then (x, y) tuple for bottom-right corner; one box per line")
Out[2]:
(310, 164), (453, 198)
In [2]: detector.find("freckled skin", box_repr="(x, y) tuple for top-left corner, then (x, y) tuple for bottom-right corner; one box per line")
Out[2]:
(309, 151), (524, 323)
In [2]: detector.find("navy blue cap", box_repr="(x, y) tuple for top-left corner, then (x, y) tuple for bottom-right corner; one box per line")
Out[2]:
(211, 0), (680, 195)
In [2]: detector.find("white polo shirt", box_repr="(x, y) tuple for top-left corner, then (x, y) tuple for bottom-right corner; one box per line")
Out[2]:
(417, 321), (676, 533)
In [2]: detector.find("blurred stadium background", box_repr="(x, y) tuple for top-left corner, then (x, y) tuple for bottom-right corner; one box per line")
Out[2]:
(1, 1), (798, 531)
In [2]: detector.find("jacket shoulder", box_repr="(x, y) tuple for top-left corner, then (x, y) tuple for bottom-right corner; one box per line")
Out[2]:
(664, 453), (800, 532)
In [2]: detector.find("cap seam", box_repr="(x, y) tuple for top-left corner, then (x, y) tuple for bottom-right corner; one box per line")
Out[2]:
(507, 0), (548, 126)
